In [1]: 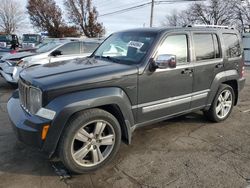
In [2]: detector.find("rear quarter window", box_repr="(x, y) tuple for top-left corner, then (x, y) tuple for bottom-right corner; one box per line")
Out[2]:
(223, 34), (241, 58)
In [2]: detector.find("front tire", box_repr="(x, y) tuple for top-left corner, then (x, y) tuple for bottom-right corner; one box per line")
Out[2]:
(59, 108), (121, 174)
(204, 84), (235, 122)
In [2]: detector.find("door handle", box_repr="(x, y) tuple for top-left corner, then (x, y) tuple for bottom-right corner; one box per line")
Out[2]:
(181, 68), (193, 74)
(215, 63), (223, 68)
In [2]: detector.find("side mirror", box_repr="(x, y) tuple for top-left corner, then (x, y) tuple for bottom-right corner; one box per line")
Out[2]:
(155, 54), (177, 69)
(51, 50), (62, 57)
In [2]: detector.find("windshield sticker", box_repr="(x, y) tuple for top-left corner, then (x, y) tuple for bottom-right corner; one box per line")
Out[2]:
(127, 41), (144, 49)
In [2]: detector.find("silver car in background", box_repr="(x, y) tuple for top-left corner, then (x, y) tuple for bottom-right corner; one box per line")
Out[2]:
(0, 39), (102, 85)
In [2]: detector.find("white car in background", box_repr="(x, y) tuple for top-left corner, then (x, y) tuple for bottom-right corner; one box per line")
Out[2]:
(0, 39), (102, 85)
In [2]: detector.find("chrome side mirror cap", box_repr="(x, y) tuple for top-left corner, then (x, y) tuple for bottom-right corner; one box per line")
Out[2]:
(155, 54), (177, 69)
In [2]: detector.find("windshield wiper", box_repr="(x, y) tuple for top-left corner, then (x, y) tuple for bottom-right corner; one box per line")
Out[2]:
(94, 55), (121, 64)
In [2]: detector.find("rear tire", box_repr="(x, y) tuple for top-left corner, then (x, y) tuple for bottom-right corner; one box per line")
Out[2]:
(59, 108), (121, 174)
(204, 84), (235, 122)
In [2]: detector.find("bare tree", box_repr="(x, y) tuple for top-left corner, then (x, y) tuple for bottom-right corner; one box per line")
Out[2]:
(163, 0), (239, 27)
(187, 0), (236, 25)
(162, 10), (193, 27)
(64, 0), (105, 37)
(27, 0), (66, 37)
(232, 0), (250, 31)
(0, 0), (26, 34)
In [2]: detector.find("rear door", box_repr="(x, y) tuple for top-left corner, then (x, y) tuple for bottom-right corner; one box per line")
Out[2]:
(191, 32), (224, 109)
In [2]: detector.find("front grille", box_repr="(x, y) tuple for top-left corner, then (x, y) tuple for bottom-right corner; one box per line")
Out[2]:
(19, 79), (30, 113)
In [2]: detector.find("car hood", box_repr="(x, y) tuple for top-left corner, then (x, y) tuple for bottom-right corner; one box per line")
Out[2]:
(23, 52), (49, 62)
(2, 51), (35, 61)
(20, 58), (138, 91)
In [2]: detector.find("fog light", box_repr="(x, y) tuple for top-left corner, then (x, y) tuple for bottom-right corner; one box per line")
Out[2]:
(42, 125), (50, 140)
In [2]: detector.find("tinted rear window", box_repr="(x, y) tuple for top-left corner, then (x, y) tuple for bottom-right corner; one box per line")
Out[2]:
(223, 34), (241, 58)
(213, 34), (221, 58)
(194, 34), (221, 61)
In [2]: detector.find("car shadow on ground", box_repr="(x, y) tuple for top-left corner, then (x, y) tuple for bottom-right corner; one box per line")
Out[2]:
(0, 111), (209, 179)
(0, 77), (212, 181)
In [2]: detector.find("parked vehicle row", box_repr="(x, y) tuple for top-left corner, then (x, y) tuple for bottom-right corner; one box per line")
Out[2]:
(22, 34), (42, 49)
(0, 38), (102, 84)
(0, 34), (19, 48)
(6, 26), (245, 174)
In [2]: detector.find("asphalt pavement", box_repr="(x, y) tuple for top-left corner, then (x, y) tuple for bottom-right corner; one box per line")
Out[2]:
(0, 68), (250, 188)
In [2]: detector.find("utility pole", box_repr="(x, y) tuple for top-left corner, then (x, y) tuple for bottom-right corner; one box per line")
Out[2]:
(150, 0), (154, 27)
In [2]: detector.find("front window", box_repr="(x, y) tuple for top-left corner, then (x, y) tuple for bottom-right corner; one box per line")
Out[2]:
(56, 42), (81, 55)
(23, 35), (40, 43)
(157, 34), (188, 65)
(82, 42), (99, 53)
(0, 35), (11, 42)
(94, 31), (157, 64)
(36, 42), (62, 53)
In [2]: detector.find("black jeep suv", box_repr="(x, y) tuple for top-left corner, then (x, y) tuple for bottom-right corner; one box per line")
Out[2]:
(7, 26), (245, 173)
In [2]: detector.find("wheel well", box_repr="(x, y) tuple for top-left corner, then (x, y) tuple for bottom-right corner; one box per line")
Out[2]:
(222, 80), (238, 105)
(98, 104), (130, 145)
(52, 105), (130, 159)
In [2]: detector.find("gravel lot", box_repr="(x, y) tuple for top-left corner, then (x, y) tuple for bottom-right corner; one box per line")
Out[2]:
(0, 68), (250, 188)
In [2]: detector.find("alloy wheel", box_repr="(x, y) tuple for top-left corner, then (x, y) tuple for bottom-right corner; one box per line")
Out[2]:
(215, 89), (233, 119)
(71, 120), (115, 167)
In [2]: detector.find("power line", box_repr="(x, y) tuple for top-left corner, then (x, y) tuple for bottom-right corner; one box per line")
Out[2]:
(156, 0), (204, 4)
(98, 0), (205, 27)
(99, 0), (204, 18)
(97, 0), (147, 12)
(99, 2), (152, 17)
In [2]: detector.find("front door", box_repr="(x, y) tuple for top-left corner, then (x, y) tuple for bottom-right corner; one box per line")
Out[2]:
(50, 42), (84, 63)
(137, 32), (193, 123)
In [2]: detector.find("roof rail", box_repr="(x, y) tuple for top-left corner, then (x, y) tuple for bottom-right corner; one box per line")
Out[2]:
(184, 24), (235, 30)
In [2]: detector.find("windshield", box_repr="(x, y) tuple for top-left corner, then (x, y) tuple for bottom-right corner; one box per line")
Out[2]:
(23, 35), (40, 43)
(0, 35), (11, 42)
(94, 31), (157, 64)
(36, 42), (62, 53)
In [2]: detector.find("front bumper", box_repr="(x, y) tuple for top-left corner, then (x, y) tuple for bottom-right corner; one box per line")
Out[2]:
(0, 70), (15, 83)
(7, 92), (51, 148)
(0, 63), (21, 83)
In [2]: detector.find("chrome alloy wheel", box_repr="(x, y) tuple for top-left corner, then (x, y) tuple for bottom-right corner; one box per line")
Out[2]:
(216, 90), (233, 119)
(71, 120), (115, 167)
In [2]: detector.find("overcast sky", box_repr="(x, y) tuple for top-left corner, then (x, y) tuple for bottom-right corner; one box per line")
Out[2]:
(20, 0), (193, 36)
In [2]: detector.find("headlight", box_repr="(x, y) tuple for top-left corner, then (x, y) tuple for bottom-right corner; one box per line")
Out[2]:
(17, 60), (24, 67)
(23, 62), (29, 68)
(18, 60), (29, 68)
(29, 87), (42, 114)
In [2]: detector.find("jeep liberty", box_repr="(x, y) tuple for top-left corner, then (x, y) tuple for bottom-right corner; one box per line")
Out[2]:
(7, 26), (246, 173)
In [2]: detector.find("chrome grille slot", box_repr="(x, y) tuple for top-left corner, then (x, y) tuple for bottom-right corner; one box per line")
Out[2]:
(18, 79), (30, 112)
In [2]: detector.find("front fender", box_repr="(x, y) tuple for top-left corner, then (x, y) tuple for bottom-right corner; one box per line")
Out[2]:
(42, 87), (135, 157)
